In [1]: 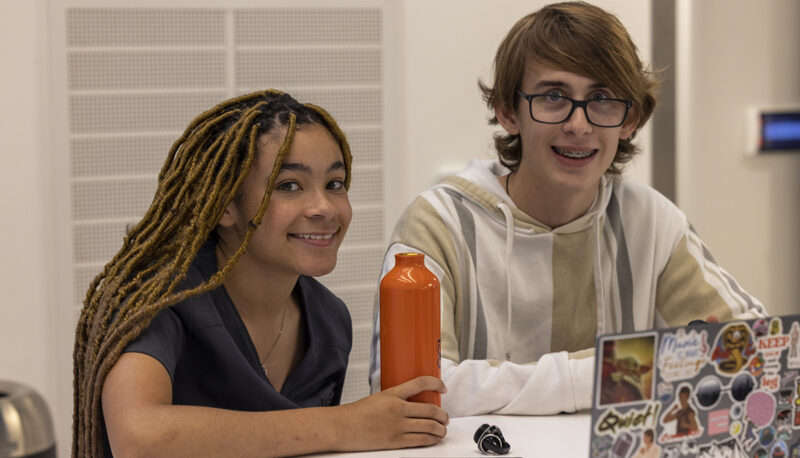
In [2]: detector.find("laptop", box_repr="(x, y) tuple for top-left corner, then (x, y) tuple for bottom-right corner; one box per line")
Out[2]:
(589, 314), (800, 457)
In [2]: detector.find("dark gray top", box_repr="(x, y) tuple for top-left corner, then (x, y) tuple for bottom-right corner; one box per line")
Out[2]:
(124, 239), (352, 410)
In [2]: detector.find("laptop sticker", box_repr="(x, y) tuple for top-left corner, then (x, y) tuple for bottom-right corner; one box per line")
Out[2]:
(598, 333), (656, 406)
(658, 328), (709, 381)
(711, 323), (756, 375)
(659, 383), (704, 442)
(788, 322), (800, 368)
(591, 313), (800, 458)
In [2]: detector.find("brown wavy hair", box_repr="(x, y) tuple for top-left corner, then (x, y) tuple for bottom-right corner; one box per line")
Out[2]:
(72, 89), (352, 457)
(478, 1), (658, 174)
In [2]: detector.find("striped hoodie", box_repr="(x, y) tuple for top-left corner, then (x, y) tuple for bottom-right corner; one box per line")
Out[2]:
(369, 158), (765, 416)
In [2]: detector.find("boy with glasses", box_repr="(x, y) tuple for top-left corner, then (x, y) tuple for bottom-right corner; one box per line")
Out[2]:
(369, 1), (765, 416)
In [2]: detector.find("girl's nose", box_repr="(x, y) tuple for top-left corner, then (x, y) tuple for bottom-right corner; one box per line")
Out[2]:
(306, 189), (337, 219)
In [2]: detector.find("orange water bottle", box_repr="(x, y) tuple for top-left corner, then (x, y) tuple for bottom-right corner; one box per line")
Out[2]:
(380, 253), (441, 406)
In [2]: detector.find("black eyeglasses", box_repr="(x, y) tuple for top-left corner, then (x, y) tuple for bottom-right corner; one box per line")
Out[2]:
(516, 90), (632, 128)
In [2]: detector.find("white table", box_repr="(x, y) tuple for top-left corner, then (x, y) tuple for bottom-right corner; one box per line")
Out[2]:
(312, 411), (592, 457)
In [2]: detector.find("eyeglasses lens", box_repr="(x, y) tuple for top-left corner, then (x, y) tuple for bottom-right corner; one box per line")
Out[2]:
(731, 373), (755, 401)
(586, 100), (627, 126)
(696, 378), (721, 407)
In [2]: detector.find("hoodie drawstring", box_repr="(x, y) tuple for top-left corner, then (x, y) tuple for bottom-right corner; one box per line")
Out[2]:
(594, 211), (610, 334)
(497, 201), (514, 361)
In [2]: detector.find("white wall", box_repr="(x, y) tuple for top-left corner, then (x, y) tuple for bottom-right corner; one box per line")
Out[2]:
(0, 0), (58, 431)
(676, 0), (800, 317)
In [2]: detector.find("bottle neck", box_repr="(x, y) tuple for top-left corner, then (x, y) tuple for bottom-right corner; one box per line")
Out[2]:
(394, 253), (425, 267)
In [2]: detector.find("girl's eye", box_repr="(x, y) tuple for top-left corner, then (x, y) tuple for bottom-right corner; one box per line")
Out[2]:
(327, 179), (345, 191)
(276, 181), (300, 192)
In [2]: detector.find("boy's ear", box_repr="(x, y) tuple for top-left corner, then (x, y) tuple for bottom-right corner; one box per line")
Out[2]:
(620, 114), (639, 140)
(494, 101), (521, 135)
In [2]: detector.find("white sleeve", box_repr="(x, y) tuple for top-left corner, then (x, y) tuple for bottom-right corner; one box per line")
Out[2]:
(441, 351), (595, 417)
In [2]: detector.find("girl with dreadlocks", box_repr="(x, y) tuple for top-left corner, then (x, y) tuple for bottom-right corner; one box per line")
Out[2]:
(73, 90), (448, 457)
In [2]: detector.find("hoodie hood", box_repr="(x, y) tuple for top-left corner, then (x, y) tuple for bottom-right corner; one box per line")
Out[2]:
(436, 159), (612, 234)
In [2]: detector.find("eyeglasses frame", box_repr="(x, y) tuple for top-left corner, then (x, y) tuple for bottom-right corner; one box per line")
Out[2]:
(694, 372), (756, 410)
(515, 89), (633, 128)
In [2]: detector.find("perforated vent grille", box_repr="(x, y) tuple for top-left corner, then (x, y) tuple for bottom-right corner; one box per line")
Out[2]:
(69, 92), (227, 134)
(71, 135), (175, 177)
(71, 177), (157, 220)
(236, 49), (382, 87)
(66, 9), (226, 47)
(68, 51), (228, 90)
(234, 9), (381, 45)
(64, 6), (384, 404)
(345, 128), (382, 165)
(72, 221), (129, 265)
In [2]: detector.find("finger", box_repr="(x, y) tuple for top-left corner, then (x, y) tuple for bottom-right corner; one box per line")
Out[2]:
(401, 418), (448, 438)
(388, 376), (446, 399)
(706, 314), (719, 323)
(398, 432), (443, 449)
(403, 401), (449, 425)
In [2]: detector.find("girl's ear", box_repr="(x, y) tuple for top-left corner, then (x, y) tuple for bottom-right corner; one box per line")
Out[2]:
(217, 200), (240, 229)
(494, 100), (521, 135)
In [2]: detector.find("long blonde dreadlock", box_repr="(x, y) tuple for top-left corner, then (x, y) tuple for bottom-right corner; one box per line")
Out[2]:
(72, 89), (352, 457)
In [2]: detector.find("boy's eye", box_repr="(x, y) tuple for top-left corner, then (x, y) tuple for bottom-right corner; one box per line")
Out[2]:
(276, 181), (300, 192)
(589, 92), (611, 101)
(542, 90), (565, 101)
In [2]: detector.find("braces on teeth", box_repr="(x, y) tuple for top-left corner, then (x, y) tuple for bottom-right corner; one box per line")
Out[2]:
(555, 147), (595, 159)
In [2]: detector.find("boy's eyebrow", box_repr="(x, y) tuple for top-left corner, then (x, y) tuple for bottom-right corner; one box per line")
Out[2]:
(531, 80), (608, 91)
(279, 160), (346, 174)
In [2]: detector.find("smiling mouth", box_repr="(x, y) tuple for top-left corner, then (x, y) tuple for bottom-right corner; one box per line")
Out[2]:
(552, 146), (598, 159)
(289, 232), (335, 240)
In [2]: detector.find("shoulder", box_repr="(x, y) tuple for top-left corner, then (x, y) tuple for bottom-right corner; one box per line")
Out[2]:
(606, 179), (692, 257)
(298, 276), (352, 351)
(397, 172), (503, 231)
(612, 179), (676, 210)
(390, 190), (456, 247)
(168, 264), (226, 329)
(406, 158), (507, 217)
(610, 179), (687, 225)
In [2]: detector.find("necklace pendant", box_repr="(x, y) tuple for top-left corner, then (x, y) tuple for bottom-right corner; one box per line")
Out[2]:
(261, 363), (268, 376)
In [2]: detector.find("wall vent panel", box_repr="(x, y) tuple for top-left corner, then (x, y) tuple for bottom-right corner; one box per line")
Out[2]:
(68, 50), (227, 90)
(73, 221), (130, 264)
(234, 9), (381, 45)
(66, 9), (226, 47)
(344, 128), (383, 165)
(71, 135), (176, 177)
(236, 49), (382, 87)
(69, 92), (227, 134)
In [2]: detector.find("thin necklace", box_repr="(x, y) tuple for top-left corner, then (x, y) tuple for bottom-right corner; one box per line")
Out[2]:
(261, 300), (289, 376)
